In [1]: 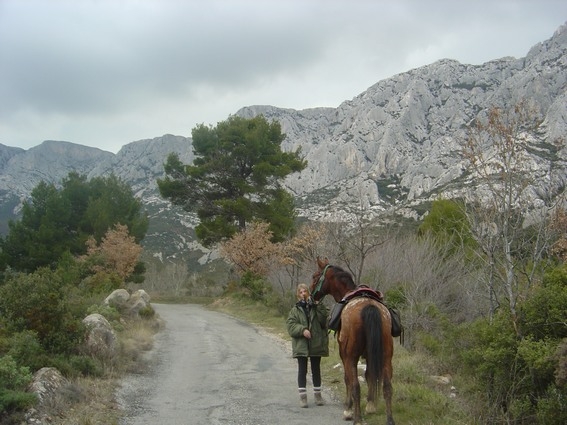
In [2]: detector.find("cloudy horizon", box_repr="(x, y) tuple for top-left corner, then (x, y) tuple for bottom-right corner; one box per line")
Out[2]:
(1, 0), (566, 153)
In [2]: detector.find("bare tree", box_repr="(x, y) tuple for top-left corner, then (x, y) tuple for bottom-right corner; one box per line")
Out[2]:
(462, 101), (563, 330)
(366, 233), (483, 346)
(143, 260), (189, 296)
(328, 196), (396, 285)
(272, 222), (328, 296)
(550, 207), (567, 263)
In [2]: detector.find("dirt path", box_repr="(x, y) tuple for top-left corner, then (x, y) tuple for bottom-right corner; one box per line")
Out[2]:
(117, 303), (345, 424)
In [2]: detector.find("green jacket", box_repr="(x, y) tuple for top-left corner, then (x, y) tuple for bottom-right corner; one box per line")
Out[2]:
(286, 300), (329, 358)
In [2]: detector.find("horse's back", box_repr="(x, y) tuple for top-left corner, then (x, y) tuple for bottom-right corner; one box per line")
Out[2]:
(338, 297), (393, 355)
(341, 297), (392, 328)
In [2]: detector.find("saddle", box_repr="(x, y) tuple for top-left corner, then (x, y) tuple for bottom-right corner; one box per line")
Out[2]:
(327, 285), (404, 343)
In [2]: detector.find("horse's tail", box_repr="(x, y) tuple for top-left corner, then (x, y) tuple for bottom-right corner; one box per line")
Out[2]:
(362, 303), (383, 384)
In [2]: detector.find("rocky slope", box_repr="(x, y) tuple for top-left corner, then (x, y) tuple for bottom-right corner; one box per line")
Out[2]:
(1, 23), (566, 264)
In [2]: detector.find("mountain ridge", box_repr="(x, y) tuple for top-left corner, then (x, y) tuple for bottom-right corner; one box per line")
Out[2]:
(1, 23), (565, 265)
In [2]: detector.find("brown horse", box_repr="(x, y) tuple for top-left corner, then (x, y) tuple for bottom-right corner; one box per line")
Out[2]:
(310, 257), (395, 425)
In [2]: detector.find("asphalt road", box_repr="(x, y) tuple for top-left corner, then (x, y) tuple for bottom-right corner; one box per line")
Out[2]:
(118, 303), (345, 425)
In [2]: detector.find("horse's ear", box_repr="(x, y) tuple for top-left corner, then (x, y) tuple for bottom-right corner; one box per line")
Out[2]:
(316, 256), (329, 269)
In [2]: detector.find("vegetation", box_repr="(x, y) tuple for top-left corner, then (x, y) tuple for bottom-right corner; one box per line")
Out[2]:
(0, 172), (152, 423)
(2, 103), (566, 424)
(0, 172), (148, 274)
(208, 104), (567, 424)
(157, 115), (306, 247)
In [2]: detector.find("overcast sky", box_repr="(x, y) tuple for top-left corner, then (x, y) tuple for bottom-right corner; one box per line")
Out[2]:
(1, 0), (566, 154)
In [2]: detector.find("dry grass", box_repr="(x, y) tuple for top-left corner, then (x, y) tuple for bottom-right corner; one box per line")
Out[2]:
(40, 377), (122, 425)
(31, 316), (163, 425)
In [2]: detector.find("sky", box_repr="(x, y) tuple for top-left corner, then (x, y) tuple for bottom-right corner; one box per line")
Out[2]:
(1, 1), (566, 154)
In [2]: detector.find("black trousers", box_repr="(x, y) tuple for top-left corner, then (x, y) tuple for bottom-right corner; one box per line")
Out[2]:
(297, 356), (322, 388)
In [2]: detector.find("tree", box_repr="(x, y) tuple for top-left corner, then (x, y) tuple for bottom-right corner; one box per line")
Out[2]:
(82, 174), (148, 242)
(327, 202), (395, 286)
(461, 102), (560, 327)
(158, 115), (306, 247)
(419, 198), (477, 259)
(219, 221), (279, 278)
(83, 224), (143, 281)
(0, 172), (148, 273)
(276, 222), (327, 294)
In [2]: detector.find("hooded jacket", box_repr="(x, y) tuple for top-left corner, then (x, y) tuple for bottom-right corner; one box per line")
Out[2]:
(286, 300), (329, 358)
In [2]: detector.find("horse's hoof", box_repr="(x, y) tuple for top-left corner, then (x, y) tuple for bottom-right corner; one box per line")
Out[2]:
(343, 410), (353, 420)
(365, 401), (377, 414)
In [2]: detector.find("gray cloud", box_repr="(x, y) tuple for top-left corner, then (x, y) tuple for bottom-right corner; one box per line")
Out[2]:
(1, 0), (566, 153)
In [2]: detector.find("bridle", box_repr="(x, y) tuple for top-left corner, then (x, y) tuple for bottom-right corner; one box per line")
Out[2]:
(311, 264), (330, 299)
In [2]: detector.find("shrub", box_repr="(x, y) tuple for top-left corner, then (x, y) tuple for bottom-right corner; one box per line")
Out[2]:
(87, 304), (121, 323)
(0, 356), (35, 425)
(0, 268), (85, 355)
(0, 389), (37, 419)
(0, 355), (32, 391)
(536, 386), (567, 425)
(239, 271), (272, 302)
(138, 305), (155, 319)
(5, 330), (48, 372)
(49, 355), (102, 378)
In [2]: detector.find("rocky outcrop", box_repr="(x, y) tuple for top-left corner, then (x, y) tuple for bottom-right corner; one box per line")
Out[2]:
(237, 24), (567, 222)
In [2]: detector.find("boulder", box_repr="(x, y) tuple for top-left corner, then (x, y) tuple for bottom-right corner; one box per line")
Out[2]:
(104, 288), (130, 308)
(82, 313), (117, 359)
(126, 289), (151, 315)
(27, 367), (68, 405)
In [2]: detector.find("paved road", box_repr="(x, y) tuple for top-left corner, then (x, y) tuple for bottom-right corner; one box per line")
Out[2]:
(118, 303), (345, 425)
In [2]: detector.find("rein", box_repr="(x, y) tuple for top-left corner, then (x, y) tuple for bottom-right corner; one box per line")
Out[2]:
(311, 265), (330, 298)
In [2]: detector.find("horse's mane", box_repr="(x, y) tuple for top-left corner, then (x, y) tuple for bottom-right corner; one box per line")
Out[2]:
(331, 265), (356, 289)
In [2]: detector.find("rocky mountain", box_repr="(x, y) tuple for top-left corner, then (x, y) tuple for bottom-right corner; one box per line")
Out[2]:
(1, 23), (566, 265)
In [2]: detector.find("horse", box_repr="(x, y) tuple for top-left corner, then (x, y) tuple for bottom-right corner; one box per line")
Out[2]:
(310, 257), (395, 425)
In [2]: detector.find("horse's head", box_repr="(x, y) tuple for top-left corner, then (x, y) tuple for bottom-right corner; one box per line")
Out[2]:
(310, 256), (356, 302)
(310, 256), (330, 301)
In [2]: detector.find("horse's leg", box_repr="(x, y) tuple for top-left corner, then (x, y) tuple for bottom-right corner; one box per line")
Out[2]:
(383, 351), (395, 425)
(342, 360), (355, 421)
(343, 358), (363, 425)
(365, 362), (378, 414)
(350, 364), (362, 425)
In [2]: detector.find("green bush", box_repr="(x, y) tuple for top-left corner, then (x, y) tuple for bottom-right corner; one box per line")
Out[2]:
(138, 305), (155, 319)
(519, 266), (567, 340)
(0, 389), (37, 418)
(239, 272), (271, 302)
(0, 356), (36, 421)
(0, 268), (85, 355)
(0, 356), (32, 391)
(451, 264), (567, 423)
(87, 304), (121, 323)
(5, 330), (48, 372)
(49, 354), (102, 378)
(536, 386), (567, 425)
(384, 285), (406, 309)
(79, 271), (122, 295)
(458, 312), (520, 419)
